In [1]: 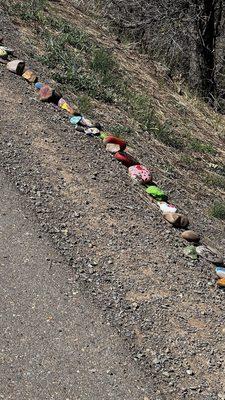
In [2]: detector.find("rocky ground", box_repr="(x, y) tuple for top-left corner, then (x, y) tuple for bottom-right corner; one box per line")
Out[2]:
(1, 4), (225, 400)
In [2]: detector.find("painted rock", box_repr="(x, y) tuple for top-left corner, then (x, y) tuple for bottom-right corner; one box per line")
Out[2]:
(100, 132), (108, 140)
(22, 69), (38, 83)
(114, 151), (139, 167)
(0, 49), (7, 59)
(70, 115), (82, 125)
(196, 245), (224, 265)
(39, 84), (54, 102)
(181, 230), (200, 243)
(0, 46), (14, 55)
(216, 267), (225, 279)
(35, 82), (43, 90)
(128, 165), (152, 184)
(79, 117), (93, 128)
(183, 245), (198, 260)
(163, 213), (189, 228)
(158, 201), (177, 213)
(58, 98), (76, 114)
(217, 278), (225, 288)
(146, 186), (167, 201)
(84, 127), (100, 136)
(103, 135), (126, 151)
(7, 59), (25, 75)
(106, 143), (121, 153)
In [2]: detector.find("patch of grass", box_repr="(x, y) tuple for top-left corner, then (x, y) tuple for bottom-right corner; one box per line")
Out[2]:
(188, 138), (216, 155)
(108, 124), (131, 137)
(203, 173), (225, 190)
(5, 0), (47, 22)
(179, 154), (197, 169)
(210, 202), (225, 220)
(78, 95), (92, 114)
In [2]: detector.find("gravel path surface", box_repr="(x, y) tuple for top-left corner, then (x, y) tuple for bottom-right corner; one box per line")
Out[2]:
(0, 8), (225, 399)
(0, 171), (151, 399)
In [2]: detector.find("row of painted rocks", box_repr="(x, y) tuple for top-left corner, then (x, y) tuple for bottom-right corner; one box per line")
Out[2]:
(1, 41), (225, 287)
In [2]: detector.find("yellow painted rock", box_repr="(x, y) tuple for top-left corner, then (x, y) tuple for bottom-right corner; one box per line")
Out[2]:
(22, 69), (38, 83)
(217, 278), (225, 288)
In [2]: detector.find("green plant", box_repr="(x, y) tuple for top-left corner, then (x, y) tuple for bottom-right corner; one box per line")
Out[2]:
(78, 95), (92, 114)
(210, 202), (225, 220)
(203, 174), (225, 190)
(188, 138), (216, 155)
(6, 0), (47, 21)
(108, 124), (131, 136)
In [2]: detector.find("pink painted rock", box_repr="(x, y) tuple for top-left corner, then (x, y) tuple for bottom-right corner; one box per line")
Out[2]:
(128, 164), (152, 184)
(39, 84), (54, 102)
(7, 59), (25, 75)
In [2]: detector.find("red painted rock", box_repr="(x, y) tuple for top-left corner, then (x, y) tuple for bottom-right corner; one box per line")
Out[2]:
(39, 84), (54, 102)
(128, 164), (152, 184)
(22, 69), (38, 83)
(7, 60), (25, 75)
(103, 136), (126, 151)
(114, 151), (139, 168)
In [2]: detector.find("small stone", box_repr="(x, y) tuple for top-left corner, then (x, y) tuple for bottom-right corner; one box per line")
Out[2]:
(103, 135), (126, 151)
(217, 278), (225, 288)
(163, 213), (189, 228)
(186, 369), (194, 376)
(84, 127), (100, 136)
(183, 245), (198, 260)
(0, 49), (7, 59)
(128, 164), (152, 184)
(7, 59), (25, 75)
(22, 69), (38, 83)
(0, 45), (14, 55)
(196, 245), (224, 265)
(106, 143), (121, 153)
(181, 230), (200, 242)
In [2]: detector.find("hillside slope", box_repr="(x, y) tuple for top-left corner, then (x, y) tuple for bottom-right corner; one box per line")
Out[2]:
(1, 1), (225, 399)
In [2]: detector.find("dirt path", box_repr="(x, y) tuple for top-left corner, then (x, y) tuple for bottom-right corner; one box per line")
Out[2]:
(0, 11), (225, 399)
(0, 171), (152, 400)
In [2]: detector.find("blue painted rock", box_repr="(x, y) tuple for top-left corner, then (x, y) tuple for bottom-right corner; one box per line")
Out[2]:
(22, 69), (38, 83)
(216, 267), (225, 279)
(128, 165), (152, 184)
(70, 115), (82, 125)
(35, 82), (43, 90)
(7, 59), (25, 75)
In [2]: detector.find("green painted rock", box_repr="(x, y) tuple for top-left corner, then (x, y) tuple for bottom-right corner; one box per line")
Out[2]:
(146, 185), (167, 201)
(183, 245), (198, 260)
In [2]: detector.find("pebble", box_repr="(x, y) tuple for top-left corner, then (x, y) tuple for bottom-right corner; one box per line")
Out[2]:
(128, 164), (152, 184)
(22, 69), (38, 83)
(163, 213), (189, 228)
(70, 115), (82, 125)
(106, 143), (120, 153)
(6, 59), (25, 75)
(0, 49), (8, 59)
(103, 135), (126, 151)
(196, 245), (224, 265)
(215, 267), (225, 279)
(183, 245), (198, 260)
(114, 151), (139, 167)
(0, 45), (14, 55)
(181, 230), (200, 242)
(217, 278), (225, 288)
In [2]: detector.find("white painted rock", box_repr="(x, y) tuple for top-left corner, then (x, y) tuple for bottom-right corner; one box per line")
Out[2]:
(158, 201), (177, 214)
(7, 59), (25, 75)
(196, 245), (224, 265)
(106, 143), (120, 153)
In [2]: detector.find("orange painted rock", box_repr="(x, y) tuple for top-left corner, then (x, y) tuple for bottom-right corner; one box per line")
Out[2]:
(217, 278), (225, 288)
(22, 69), (38, 83)
(114, 151), (139, 168)
(181, 230), (200, 242)
(164, 213), (189, 228)
(39, 84), (54, 102)
(128, 164), (152, 184)
(7, 59), (25, 75)
(103, 136), (126, 151)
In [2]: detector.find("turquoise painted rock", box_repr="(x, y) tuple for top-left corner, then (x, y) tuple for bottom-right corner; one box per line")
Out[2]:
(70, 115), (82, 125)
